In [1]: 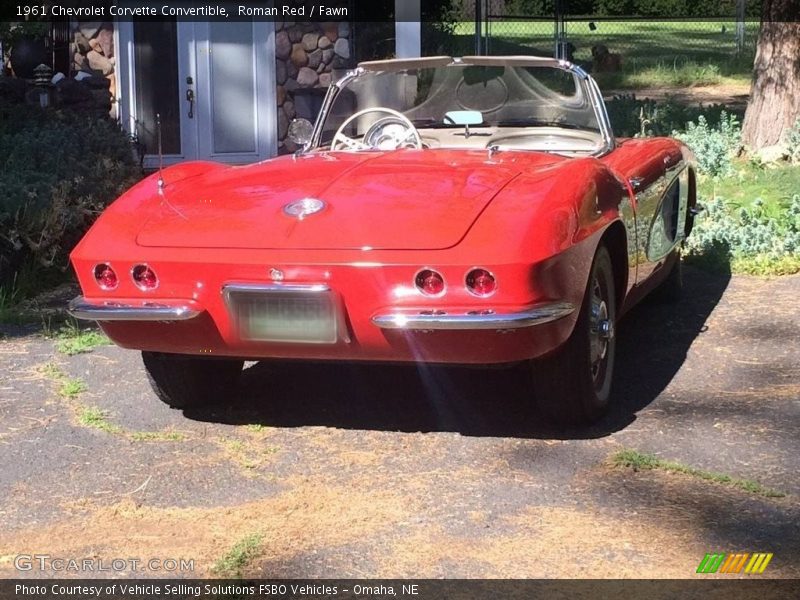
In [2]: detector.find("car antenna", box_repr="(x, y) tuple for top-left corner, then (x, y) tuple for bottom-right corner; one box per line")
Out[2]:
(156, 113), (165, 191)
(154, 113), (188, 221)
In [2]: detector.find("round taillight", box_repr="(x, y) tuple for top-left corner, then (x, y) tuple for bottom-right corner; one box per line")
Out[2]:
(415, 269), (445, 296)
(466, 268), (496, 296)
(93, 264), (118, 290)
(132, 264), (158, 290)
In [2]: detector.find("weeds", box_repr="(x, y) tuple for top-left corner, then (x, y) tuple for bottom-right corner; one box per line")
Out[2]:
(218, 437), (279, 472)
(58, 377), (88, 399)
(685, 195), (800, 276)
(39, 361), (66, 380)
(39, 362), (186, 440)
(52, 319), (109, 355)
(0, 282), (22, 324)
(129, 431), (186, 442)
(611, 449), (786, 499)
(211, 533), (264, 578)
(78, 406), (123, 434)
(245, 424), (268, 433)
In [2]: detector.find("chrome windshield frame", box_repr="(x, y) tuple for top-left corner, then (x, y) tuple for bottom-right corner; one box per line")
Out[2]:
(303, 56), (615, 156)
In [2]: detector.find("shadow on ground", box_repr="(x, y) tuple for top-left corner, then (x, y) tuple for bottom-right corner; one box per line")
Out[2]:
(186, 266), (730, 439)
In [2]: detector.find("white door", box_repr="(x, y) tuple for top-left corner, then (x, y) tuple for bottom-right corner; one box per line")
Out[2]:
(116, 19), (276, 167)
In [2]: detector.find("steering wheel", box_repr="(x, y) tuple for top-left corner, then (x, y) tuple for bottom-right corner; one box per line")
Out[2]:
(331, 107), (422, 151)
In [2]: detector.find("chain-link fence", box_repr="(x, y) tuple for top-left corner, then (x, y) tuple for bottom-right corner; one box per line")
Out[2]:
(438, 16), (758, 90)
(480, 17), (758, 64)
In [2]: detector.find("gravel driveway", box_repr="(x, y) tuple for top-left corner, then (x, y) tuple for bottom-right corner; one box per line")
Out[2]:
(1, 267), (798, 578)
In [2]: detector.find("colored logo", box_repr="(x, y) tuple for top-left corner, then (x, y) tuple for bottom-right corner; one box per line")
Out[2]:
(696, 552), (773, 574)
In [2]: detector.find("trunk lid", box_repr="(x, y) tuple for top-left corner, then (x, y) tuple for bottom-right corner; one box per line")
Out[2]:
(136, 150), (555, 250)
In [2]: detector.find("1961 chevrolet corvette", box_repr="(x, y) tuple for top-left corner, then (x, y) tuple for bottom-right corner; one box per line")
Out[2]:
(69, 56), (697, 425)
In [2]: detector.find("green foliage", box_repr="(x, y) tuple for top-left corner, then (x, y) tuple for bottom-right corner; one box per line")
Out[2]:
(353, 0), (459, 59)
(0, 102), (140, 290)
(505, 0), (556, 16)
(606, 94), (740, 140)
(607, 96), (797, 277)
(785, 118), (800, 164)
(686, 196), (800, 275)
(0, 21), (49, 51)
(673, 112), (741, 177)
(586, 0), (757, 17)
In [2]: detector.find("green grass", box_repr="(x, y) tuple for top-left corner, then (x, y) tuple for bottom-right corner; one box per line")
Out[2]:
(211, 533), (264, 578)
(0, 284), (24, 324)
(129, 430), (186, 442)
(245, 424), (268, 433)
(59, 377), (88, 399)
(78, 406), (123, 434)
(52, 319), (110, 355)
(611, 449), (787, 499)
(39, 361), (87, 400)
(218, 436), (279, 472)
(699, 160), (800, 211)
(39, 361), (66, 381)
(594, 60), (747, 90)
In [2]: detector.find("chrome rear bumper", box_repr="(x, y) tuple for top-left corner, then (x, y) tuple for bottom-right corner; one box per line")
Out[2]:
(68, 296), (201, 322)
(371, 302), (575, 331)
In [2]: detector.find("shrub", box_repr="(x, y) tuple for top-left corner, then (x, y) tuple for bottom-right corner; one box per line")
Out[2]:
(685, 195), (800, 274)
(0, 102), (141, 290)
(673, 112), (741, 177)
(605, 94), (740, 140)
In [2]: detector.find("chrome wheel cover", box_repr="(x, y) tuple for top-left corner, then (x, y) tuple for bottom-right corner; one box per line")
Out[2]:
(588, 276), (615, 391)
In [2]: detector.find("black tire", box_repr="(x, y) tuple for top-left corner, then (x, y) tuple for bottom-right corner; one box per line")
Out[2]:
(531, 245), (617, 425)
(142, 351), (244, 409)
(651, 251), (683, 304)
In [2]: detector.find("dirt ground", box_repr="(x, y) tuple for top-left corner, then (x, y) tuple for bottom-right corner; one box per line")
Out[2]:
(605, 83), (751, 109)
(0, 267), (798, 579)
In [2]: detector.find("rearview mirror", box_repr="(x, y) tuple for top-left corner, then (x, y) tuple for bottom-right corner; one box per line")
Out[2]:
(444, 110), (484, 126)
(288, 118), (313, 146)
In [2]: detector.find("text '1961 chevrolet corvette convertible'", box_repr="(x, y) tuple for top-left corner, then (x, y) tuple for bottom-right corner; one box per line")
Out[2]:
(69, 56), (697, 425)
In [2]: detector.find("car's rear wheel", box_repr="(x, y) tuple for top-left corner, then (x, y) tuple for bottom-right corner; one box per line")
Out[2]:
(142, 351), (244, 409)
(531, 245), (617, 425)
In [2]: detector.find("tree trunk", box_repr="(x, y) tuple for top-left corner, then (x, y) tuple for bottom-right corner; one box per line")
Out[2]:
(741, 1), (800, 151)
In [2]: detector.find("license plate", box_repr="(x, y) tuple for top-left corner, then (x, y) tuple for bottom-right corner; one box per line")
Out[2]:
(227, 288), (338, 344)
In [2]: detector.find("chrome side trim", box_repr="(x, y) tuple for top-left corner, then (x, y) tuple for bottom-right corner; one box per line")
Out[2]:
(372, 302), (575, 331)
(68, 296), (201, 322)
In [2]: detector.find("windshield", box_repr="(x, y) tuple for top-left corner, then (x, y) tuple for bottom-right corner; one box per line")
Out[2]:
(317, 63), (606, 156)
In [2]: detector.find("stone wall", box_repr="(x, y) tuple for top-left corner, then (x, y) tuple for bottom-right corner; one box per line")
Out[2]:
(275, 21), (353, 153)
(70, 21), (116, 117)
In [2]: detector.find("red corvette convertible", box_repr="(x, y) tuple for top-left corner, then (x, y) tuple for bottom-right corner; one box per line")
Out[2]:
(69, 56), (697, 424)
